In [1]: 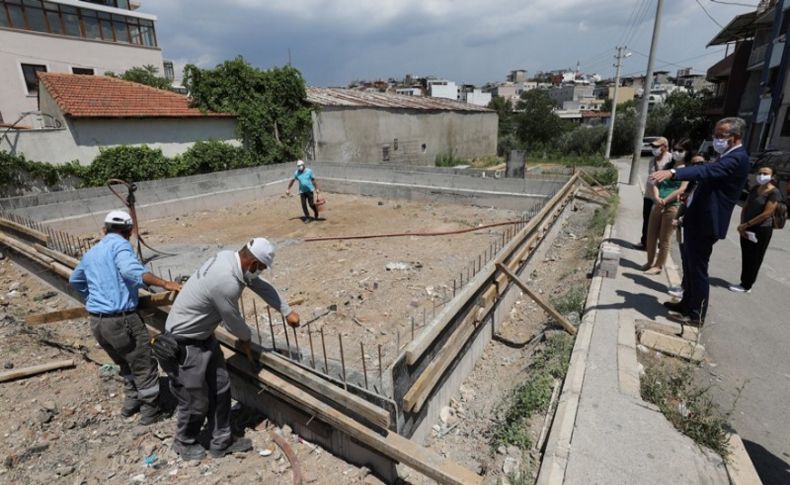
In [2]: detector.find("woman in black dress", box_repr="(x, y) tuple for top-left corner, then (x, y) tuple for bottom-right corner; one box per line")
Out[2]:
(729, 164), (782, 293)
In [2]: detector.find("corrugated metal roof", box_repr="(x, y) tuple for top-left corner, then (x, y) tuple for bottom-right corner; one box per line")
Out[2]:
(306, 87), (491, 112)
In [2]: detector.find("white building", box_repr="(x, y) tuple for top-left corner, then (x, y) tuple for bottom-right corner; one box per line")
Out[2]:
(427, 80), (459, 101)
(0, 0), (164, 125)
(395, 87), (422, 97)
(459, 87), (491, 107)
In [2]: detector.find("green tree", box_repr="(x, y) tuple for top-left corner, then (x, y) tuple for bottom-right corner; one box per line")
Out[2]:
(183, 57), (313, 164)
(488, 96), (517, 155)
(106, 65), (171, 90)
(663, 91), (711, 146)
(514, 90), (568, 148)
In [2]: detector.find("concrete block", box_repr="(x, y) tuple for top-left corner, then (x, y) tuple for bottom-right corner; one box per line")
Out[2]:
(638, 329), (705, 362)
(635, 318), (699, 342)
(726, 433), (763, 485)
(600, 242), (621, 260)
(596, 258), (619, 278)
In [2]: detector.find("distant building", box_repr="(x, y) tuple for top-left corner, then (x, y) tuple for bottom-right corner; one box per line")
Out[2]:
(306, 88), (497, 166)
(395, 87), (422, 97)
(427, 79), (459, 100)
(562, 98), (604, 111)
(0, 73), (236, 165)
(0, 0), (164, 125)
(459, 85), (491, 107)
(507, 69), (527, 83)
(547, 84), (595, 105)
(594, 84), (635, 105)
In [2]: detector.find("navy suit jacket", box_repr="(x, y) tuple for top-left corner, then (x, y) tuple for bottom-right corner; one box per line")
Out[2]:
(675, 146), (750, 240)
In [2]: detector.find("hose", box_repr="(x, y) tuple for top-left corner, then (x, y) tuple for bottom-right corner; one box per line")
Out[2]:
(303, 219), (526, 243)
(106, 178), (175, 260)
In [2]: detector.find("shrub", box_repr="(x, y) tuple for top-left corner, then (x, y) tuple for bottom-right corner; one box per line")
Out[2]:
(435, 153), (466, 167)
(174, 140), (253, 175)
(0, 151), (84, 196)
(82, 145), (172, 186)
(556, 125), (608, 157)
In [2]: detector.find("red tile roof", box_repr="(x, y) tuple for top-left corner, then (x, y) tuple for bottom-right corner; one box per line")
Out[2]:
(37, 73), (234, 119)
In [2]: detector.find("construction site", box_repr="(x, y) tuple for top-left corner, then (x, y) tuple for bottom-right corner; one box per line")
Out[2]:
(0, 161), (612, 484)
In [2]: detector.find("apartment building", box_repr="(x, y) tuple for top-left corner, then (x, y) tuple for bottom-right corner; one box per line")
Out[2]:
(0, 0), (164, 125)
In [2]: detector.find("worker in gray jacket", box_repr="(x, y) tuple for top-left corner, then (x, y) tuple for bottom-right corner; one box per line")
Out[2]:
(163, 238), (300, 461)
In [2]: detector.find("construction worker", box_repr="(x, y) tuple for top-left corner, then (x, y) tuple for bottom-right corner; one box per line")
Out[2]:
(162, 238), (300, 461)
(286, 159), (321, 222)
(69, 210), (182, 424)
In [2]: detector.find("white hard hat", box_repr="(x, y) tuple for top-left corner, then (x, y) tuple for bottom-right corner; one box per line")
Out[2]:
(104, 210), (133, 229)
(296, 159), (305, 167)
(247, 237), (275, 268)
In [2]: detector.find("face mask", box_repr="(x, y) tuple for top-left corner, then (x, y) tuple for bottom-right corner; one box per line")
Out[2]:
(712, 137), (730, 154)
(244, 267), (262, 282)
(672, 150), (685, 161)
(756, 174), (772, 185)
(651, 147), (662, 157)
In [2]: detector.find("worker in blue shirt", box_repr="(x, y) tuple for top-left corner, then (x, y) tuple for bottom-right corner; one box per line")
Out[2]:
(286, 159), (321, 222)
(69, 210), (182, 425)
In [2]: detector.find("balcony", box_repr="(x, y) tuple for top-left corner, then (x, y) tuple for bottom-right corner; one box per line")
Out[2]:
(748, 43), (769, 69)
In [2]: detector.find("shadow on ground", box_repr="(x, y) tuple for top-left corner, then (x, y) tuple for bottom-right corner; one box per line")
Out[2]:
(743, 439), (790, 485)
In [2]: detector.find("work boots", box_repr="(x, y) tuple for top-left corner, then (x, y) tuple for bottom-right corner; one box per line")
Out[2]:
(209, 437), (253, 458)
(120, 397), (141, 417)
(138, 403), (167, 425)
(173, 441), (206, 461)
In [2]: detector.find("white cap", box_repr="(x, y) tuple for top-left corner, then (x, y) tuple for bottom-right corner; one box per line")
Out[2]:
(296, 159), (305, 167)
(104, 210), (133, 229)
(247, 237), (275, 268)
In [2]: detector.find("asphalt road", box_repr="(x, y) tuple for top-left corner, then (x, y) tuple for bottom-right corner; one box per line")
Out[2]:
(618, 155), (789, 483)
(697, 206), (790, 485)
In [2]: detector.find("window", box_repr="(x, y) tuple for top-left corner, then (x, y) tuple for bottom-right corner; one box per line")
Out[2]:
(382, 145), (390, 162)
(21, 63), (46, 94)
(72, 67), (94, 75)
(22, 0), (47, 32)
(7, 1), (26, 29)
(97, 11), (113, 40)
(112, 13), (129, 42)
(80, 10), (101, 40)
(44, 2), (63, 34)
(0, 5), (7, 26)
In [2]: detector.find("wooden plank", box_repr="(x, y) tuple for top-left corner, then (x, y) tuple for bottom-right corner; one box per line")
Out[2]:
(402, 310), (479, 412)
(404, 174), (580, 365)
(25, 291), (179, 325)
(215, 327), (391, 429)
(222, 348), (482, 485)
(496, 263), (577, 336)
(0, 359), (75, 383)
(0, 217), (49, 244)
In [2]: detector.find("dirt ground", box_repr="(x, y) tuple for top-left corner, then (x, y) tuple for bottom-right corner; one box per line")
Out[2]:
(0, 256), (385, 485)
(116, 193), (521, 376)
(401, 200), (598, 484)
(0, 192), (598, 485)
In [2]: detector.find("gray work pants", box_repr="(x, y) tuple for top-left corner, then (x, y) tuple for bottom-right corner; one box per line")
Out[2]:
(90, 312), (160, 405)
(163, 336), (232, 451)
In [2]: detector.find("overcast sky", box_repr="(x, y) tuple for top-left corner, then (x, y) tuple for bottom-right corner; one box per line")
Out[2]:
(146, 0), (756, 86)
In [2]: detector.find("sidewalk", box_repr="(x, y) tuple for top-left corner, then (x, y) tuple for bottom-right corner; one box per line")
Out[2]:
(538, 160), (729, 484)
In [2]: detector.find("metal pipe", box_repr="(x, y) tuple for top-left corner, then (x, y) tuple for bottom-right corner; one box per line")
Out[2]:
(378, 344), (383, 388)
(281, 312), (292, 358)
(308, 324), (316, 369)
(252, 300), (262, 346)
(292, 326), (300, 357)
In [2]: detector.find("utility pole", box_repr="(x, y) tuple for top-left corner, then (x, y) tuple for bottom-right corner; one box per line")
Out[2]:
(605, 46), (629, 159)
(628, 0), (664, 185)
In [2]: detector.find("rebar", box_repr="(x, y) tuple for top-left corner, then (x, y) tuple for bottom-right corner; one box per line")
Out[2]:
(168, 268), (173, 281)
(281, 312), (292, 358)
(308, 324), (316, 369)
(252, 300), (262, 346)
(360, 342), (368, 389)
(239, 296), (246, 321)
(338, 334), (347, 390)
(396, 329), (400, 351)
(320, 327), (328, 374)
(292, 326), (300, 356)
(411, 316), (415, 341)
(453, 278), (456, 296)
(266, 306), (276, 351)
(377, 344), (383, 387)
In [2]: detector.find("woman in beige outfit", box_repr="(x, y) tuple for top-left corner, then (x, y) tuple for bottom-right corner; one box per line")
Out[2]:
(644, 140), (691, 275)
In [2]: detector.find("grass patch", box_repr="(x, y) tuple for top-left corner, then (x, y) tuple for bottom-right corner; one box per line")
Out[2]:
(640, 359), (735, 459)
(585, 194), (619, 259)
(490, 333), (575, 449)
(550, 285), (587, 316)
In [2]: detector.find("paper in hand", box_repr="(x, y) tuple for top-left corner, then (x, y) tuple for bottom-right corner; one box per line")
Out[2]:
(745, 231), (758, 243)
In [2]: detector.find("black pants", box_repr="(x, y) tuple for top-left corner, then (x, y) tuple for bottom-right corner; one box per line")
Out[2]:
(300, 191), (318, 219)
(739, 226), (773, 290)
(162, 336), (232, 451)
(679, 229), (717, 321)
(90, 312), (159, 407)
(640, 197), (653, 246)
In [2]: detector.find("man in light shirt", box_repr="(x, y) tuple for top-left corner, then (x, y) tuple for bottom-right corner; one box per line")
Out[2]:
(163, 238), (300, 460)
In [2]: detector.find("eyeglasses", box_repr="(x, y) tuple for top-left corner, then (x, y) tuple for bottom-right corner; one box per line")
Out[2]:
(713, 133), (732, 140)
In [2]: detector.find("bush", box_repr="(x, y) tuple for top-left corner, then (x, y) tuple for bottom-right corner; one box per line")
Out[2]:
(82, 145), (172, 186)
(174, 140), (253, 175)
(435, 153), (466, 167)
(555, 125), (608, 157)
(0, 151), (84, 196)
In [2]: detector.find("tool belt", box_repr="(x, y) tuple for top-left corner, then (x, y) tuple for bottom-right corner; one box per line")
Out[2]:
(150, 332), (181, 364)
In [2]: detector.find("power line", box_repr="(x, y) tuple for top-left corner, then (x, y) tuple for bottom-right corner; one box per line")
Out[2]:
(696, 0), (725, 28)
(619, 49), (725, 78)
(624, 0), (655, 47)
(617, 0), (649, 47)
(709, 0), (758, 7)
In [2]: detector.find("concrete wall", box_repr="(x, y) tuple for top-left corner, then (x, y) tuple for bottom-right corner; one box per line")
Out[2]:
(312, 108), (498, 166)
(0, 82), (238, 164)
(0, 27), (163, 124)
(0, 162), (565, 234)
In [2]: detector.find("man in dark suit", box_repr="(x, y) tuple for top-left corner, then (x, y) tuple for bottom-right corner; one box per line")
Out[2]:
(650, 117), (750, 324)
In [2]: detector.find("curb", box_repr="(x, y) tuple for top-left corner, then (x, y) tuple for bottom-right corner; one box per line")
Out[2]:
(726, 433), (763, 485)
(536, 223), (612, 485)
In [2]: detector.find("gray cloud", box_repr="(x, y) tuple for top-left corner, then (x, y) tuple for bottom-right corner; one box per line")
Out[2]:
(145, 0), (752, 85)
